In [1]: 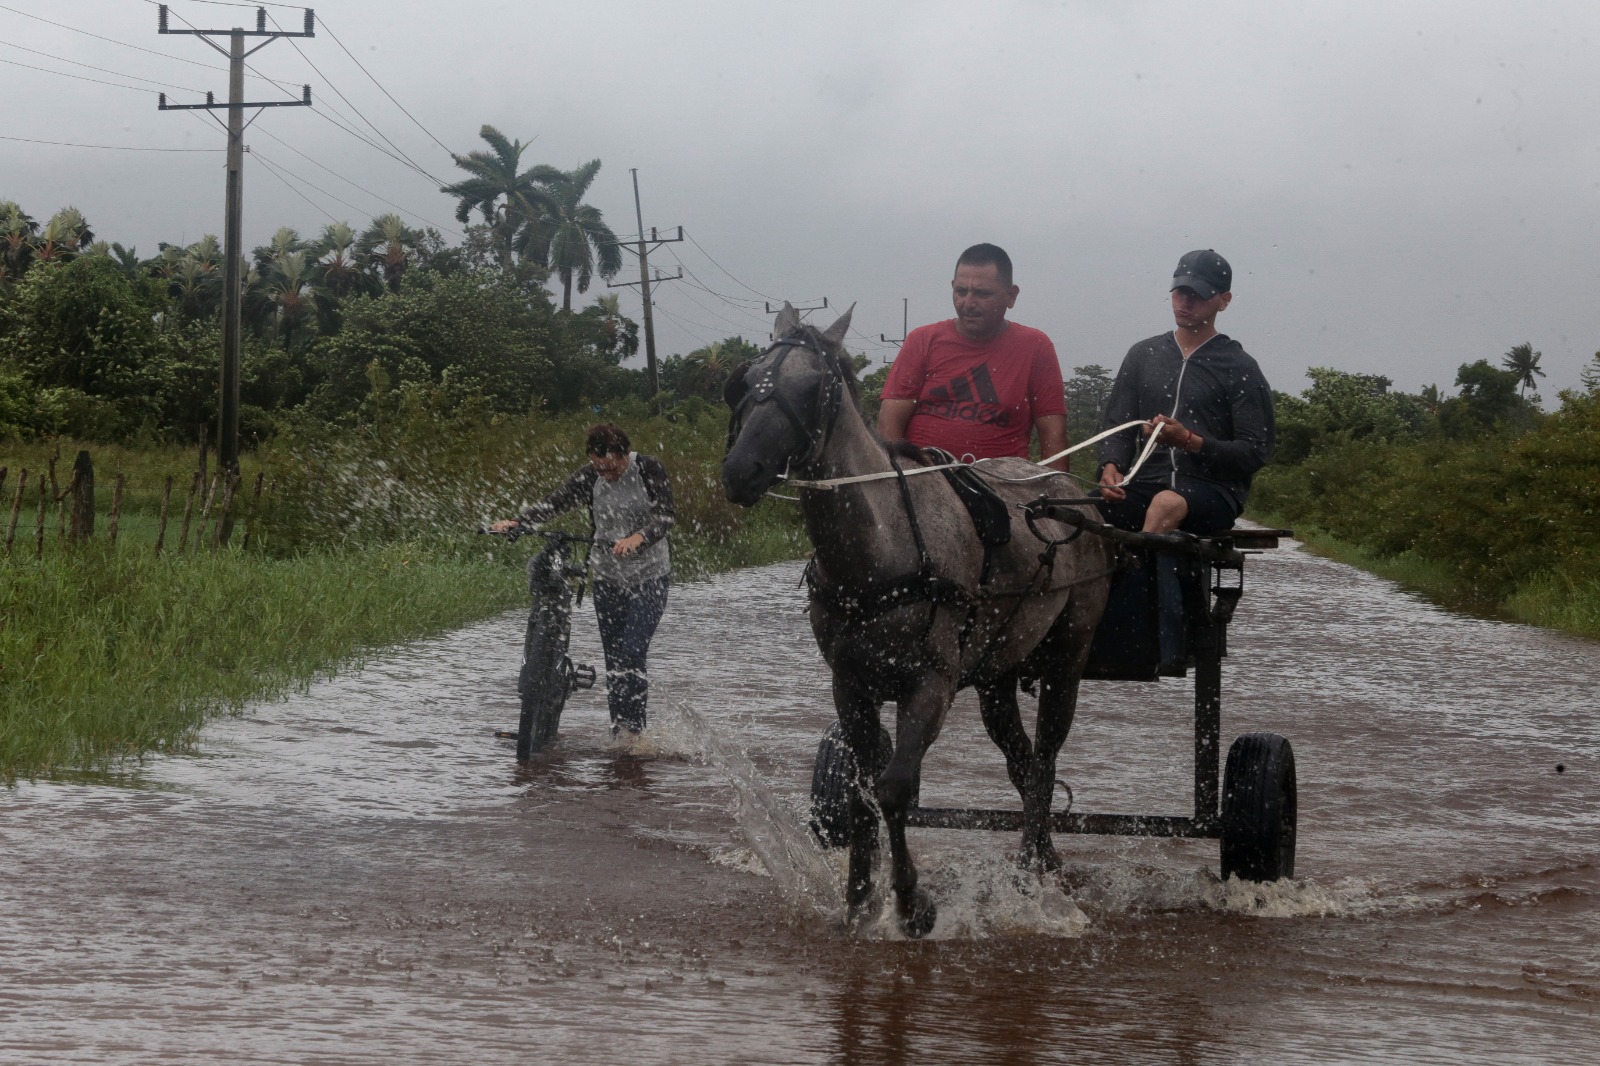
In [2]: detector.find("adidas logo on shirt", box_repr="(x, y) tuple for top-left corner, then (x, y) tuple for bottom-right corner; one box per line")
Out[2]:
(916, 365), (1012, 425)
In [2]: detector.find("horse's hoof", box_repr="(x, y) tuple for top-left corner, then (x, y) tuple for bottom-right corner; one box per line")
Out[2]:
(897, 888), (937, 939)
(1019, 841), (1063, 874)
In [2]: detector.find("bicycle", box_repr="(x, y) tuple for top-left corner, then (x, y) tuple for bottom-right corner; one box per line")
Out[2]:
(484, 525), (598, 760)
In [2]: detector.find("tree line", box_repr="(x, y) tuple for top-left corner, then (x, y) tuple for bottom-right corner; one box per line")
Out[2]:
(0, 125), (789, 447)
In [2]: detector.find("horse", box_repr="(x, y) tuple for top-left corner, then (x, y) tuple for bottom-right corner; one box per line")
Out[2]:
(720, 303), (1113, 938)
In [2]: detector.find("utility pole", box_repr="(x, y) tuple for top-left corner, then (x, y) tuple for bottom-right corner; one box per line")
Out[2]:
(765, 298), (829, 316)
(604, 170), (682, 397)
(880, 297), (908, 364)
(158, 5), (313, 494)
(763, 297), (829, 339)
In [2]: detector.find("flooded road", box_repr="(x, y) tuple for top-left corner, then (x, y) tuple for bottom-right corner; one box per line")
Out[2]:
(2, 538), (1596, 1063)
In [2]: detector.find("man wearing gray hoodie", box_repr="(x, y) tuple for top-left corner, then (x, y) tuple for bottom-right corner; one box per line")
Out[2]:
(1097, 249), (1275, 535)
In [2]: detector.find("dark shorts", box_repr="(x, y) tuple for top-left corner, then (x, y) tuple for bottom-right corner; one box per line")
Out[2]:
(1095, 478), (1239, 535)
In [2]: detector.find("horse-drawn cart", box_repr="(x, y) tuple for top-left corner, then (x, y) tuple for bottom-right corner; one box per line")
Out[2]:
(810, 514), (1298, 884)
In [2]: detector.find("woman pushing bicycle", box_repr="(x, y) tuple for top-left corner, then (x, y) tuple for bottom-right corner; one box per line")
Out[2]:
(490, 423), (675, 737)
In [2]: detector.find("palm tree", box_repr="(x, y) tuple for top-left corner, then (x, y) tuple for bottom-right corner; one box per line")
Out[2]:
(253, 226), (307, 274)
(35, 206), (92, 263)
(171, 256), (222, 319)
(440, 125), (560, 268)
(359, 213), (422, 293)
(261, 250), (325, 348)
(0, 201), (38, 285)
(681, 338), (747, 399)
(313, 222), (366, 299)
(1419, 383), (1442, 415)
(108, 242), (144, 279)
(1501, 342), (1545, 398)
(1582, 352), (1600, 393)
(530, 160), (622, 311)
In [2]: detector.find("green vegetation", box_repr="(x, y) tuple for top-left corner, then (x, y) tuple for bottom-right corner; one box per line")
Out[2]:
(0, 409), (805, 782)
(1249, 351), (1600, 638)
(1, 126), (832, 782)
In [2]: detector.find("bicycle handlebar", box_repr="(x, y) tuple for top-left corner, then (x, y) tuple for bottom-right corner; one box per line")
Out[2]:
(478, 524), (596, 547)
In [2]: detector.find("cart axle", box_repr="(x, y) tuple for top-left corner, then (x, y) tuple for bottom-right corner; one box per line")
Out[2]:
(905, 806), (1219, 838)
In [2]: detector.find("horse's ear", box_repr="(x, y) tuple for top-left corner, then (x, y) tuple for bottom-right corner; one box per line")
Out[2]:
(772, 301), (801, 338)
(820, 303), (855, 348)
(723, 360), (753, 408)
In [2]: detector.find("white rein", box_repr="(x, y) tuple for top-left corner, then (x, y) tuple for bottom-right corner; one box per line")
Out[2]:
(779, 419), (1167, 492)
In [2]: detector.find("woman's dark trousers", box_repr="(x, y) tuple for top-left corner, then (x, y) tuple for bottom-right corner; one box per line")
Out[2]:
(591, 576), (669, 734)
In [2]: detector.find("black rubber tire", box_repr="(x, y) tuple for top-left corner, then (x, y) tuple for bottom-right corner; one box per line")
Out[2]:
(516, 608), (569, 761)
(1220, 731), (1297, 882)
(809, 721), (893, 848)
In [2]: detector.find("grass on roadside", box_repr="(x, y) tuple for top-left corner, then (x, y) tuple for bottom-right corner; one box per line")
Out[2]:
(0, 537), (523, 782)
(1252, 511), (1600, 640)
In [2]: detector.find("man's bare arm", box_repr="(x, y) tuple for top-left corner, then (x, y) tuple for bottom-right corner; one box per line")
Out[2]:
(1035, 414), (1070, 471)
(877, 398), (916, 441)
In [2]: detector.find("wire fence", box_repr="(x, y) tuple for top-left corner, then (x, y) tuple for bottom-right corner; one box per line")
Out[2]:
(1, 449), (269, 561)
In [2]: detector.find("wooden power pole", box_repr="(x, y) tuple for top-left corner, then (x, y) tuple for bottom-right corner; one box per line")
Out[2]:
(157, 5), (314, 491)
(605, 170), (682, 398)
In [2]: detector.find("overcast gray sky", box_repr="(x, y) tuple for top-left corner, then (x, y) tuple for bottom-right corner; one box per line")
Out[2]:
(5, 0), (1598, 398)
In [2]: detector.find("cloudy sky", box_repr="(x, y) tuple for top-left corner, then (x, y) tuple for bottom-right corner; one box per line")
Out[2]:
(5, 0), (1598, 398)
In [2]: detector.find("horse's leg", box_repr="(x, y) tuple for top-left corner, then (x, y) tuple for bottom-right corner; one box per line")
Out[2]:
(834, 675), (884, 925)
(1020, 590), (1102, 873)
(977, 675), (1032, 802)
(879, 675), (951, 939)
(1020, 668), (1078, 872)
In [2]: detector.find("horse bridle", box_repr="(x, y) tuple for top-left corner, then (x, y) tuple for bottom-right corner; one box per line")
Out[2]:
(724, 327), (846, 471)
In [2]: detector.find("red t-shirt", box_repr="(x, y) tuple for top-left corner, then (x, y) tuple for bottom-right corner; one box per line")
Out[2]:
(881, 319), (1066, 459)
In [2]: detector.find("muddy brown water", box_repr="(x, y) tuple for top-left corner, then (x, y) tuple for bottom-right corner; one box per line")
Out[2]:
(2, 538), (1596, 1064)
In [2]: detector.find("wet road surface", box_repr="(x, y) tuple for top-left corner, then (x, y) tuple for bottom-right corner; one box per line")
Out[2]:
(2, 538), (1596, 1063)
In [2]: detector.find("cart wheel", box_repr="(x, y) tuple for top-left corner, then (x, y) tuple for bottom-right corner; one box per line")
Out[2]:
(809, 722), (893, 848)
(1220, 732), (1297, 882)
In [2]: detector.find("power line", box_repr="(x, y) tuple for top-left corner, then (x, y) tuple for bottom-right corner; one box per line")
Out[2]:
(665, 246), (768, 306)
(669, 281), (771, 336)
(684, 229), (778, 301)
(162, 1), (308, 8)
(266, 10), (443, 185)
(0, 40), (207, 94)
(253, 150), (375, 224)
(648, 303), (728, 349)
(0, 54), (168, 94)
(305, 104), (447, 187)
(0, 3), (291, 87)
(0, 132), (222, 152)
(250, 126), (461, 236)
(253, 151), (337, 224)
(318, 15), (454, 157)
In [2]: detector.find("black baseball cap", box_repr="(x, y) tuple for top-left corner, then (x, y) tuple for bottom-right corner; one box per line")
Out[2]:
(1171, 249), (1232, 299)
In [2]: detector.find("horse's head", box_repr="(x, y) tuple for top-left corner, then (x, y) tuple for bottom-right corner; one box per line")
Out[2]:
(721, 302), (856, 506)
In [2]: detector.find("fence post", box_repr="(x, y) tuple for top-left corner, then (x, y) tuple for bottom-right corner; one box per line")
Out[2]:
(4, 468), (26, 555)
(109, 473), (125, 545)
(210, 472), (239, 552)
(241, 471), (266, 550)
(177, 471), (200, 556)
(194, 474), (219, 552)
(70, 450), (95, 541)
(155, 475), (174, 557)
(34, 476), (46, 560)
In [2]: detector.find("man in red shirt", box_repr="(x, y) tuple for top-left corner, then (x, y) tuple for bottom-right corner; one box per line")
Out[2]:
(877, 244), (1069, 469)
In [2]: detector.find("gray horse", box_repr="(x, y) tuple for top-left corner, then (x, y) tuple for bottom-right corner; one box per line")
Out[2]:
(721, 304), (1113, 938)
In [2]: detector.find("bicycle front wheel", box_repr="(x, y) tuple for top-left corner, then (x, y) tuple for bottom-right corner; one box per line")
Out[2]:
(516, 605), (570, 760)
